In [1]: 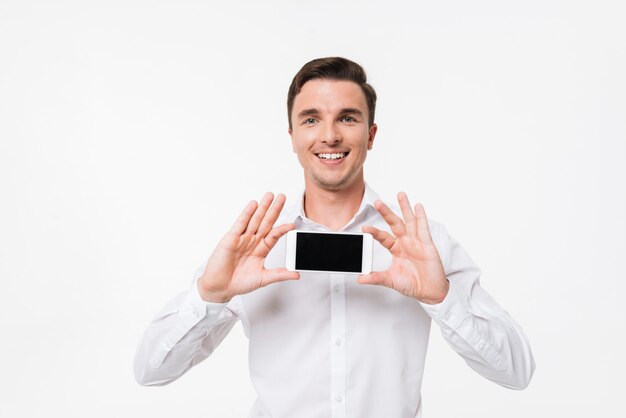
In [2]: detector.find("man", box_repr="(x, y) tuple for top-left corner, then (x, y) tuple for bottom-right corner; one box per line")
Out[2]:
(134, 57), (535, 417)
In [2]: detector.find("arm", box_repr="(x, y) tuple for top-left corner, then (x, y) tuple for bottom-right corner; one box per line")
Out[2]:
(134, 192), (300, 386)
(421, 225), (535, 389)
(133, 265), (239, 386)
(359, 192), (535, 389)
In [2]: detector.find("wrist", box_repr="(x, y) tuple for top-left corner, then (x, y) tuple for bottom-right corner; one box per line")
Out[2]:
(420, 279), (450, 305)
(197, 277), (232, 303)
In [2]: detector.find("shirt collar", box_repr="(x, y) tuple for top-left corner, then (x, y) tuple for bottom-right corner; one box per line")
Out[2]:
(281, 183), (380, 229)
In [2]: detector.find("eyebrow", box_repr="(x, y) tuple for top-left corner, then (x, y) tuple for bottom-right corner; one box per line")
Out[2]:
(297, 108), (320, 118)
(297, 108), (364, 118)
(338, 108), (364, 117)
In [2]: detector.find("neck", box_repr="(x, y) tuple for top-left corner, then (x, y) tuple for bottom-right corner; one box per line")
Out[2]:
(303, 176), (366, 231)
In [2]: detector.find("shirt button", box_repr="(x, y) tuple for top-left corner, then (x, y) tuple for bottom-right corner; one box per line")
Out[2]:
(335, 394), (343, 403)
(192, 310), (200, 318)
(334, 285), (342, 293)
(335, 339), (343, 346)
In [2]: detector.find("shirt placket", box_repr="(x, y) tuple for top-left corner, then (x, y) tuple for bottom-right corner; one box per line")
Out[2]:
(330, 273), (346, 417)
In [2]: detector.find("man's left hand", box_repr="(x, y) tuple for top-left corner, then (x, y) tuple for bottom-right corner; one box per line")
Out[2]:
(359, 192), (449, 304)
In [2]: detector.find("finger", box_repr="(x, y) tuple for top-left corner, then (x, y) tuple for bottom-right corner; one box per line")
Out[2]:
(362, 225), (396, 251)
(397, 192), (418, 236)
(414, 203), (433, 242)
(357, 271), (392, 288)
(262, 222), (296, 252)
(373, 199), (406, 238)
(256, 193), (287, 237)
(261, 268), (300, 287)
(245, 192), (274, 235)
(229, 200), (258, 235)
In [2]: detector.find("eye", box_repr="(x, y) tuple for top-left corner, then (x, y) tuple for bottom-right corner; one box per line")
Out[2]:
(341, 116), (356, 123)
(303, 118), (317, 125)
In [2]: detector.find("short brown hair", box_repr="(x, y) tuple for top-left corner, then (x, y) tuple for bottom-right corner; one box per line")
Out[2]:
(287, 57), (377, 129)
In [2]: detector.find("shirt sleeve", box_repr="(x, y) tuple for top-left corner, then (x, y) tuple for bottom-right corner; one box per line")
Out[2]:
(420, 224), (536, 390)
(133, 263), (241, 386)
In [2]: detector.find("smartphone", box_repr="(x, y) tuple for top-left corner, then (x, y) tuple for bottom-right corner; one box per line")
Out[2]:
(285, 230), (373, 274)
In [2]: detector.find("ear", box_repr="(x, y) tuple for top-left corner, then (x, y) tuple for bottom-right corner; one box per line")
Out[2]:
(367, 123), (378, 150)
(288, 127), (296, 153)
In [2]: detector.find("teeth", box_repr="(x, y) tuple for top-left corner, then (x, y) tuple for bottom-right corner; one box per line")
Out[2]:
(318, 153), (346, 160)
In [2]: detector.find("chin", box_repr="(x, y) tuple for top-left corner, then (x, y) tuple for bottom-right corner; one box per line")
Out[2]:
(313, 175), (354, 191)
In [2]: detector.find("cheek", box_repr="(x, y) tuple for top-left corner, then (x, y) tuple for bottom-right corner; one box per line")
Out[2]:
(294, 131), (317, 150)
(351, 132), (371, 150)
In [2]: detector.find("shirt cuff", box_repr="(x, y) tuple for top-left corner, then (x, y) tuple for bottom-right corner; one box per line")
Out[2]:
(420, 280), (469, 331)
(178, 279), (230, 329)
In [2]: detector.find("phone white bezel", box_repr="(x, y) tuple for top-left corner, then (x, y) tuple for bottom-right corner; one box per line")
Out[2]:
(285, 230), (373, 274)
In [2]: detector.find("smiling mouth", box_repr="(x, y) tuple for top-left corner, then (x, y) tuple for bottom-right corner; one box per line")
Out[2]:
(316, 152), (348, 161)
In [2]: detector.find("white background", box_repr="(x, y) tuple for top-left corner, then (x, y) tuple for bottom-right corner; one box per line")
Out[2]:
(1, 0), (624, 416)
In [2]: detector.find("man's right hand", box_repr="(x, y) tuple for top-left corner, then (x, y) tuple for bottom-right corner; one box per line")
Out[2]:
(197, 192), (300, 303)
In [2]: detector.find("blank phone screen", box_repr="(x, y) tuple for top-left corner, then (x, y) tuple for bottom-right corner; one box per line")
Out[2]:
(295, 232), (363, 273)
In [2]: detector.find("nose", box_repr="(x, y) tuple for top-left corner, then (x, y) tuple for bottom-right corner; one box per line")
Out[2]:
(321, 122), (342, 145)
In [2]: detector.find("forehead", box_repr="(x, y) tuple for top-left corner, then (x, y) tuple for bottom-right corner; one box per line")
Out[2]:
(292, 79), (368, 115)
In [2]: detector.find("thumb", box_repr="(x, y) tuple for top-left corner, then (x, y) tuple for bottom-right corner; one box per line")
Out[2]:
(357, 271), (390, 287)
(261, 268), (301, 287)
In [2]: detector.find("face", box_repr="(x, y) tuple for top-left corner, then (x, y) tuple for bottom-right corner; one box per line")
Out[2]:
(289, 79), (377, 192)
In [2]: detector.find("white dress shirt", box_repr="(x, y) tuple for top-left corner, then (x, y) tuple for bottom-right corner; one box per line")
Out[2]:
(134, 184), (535, 418)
